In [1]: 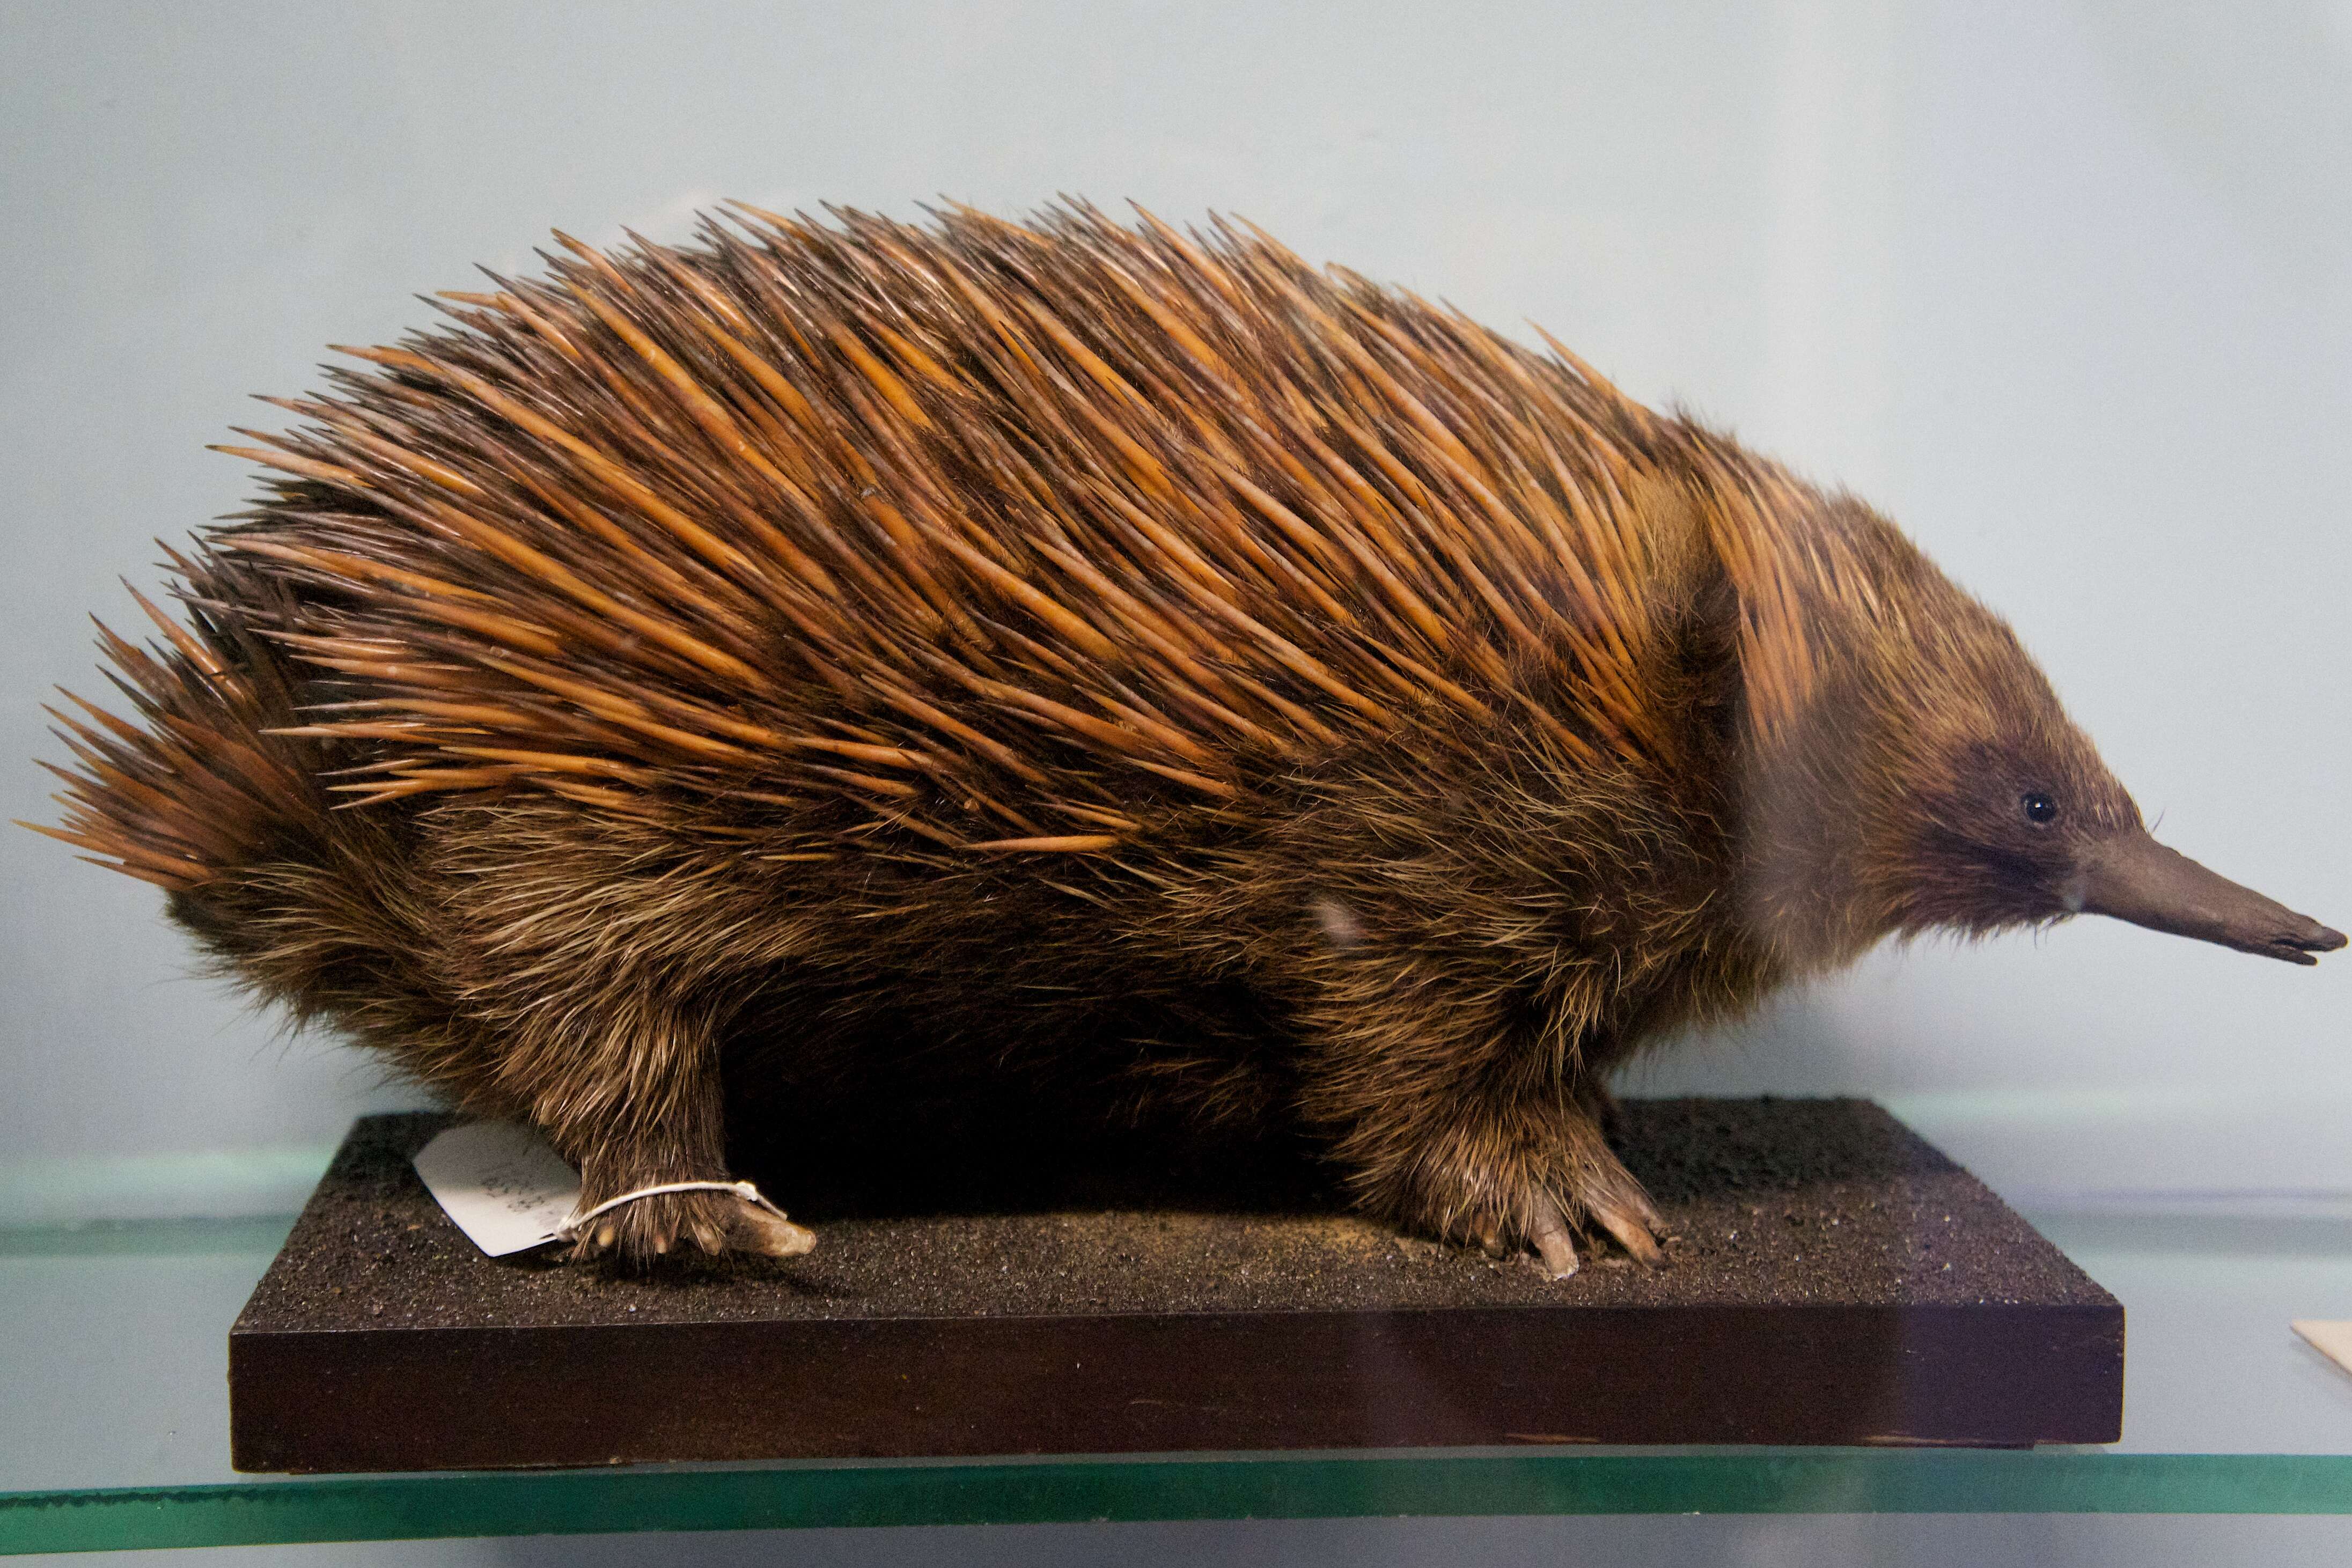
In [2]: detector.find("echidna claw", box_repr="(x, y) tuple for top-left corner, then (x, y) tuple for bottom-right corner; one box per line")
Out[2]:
(1592, 1198), (1663, 1267)
(729, 1198), (817, 1258)
(1530, 1192), (1579, 1279)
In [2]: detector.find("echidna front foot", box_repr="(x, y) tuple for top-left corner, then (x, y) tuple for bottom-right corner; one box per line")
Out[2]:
(1362, 1099), (1666, 1280)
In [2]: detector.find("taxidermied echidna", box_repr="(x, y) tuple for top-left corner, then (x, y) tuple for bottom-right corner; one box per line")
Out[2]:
(31, 202), (2343, 1276)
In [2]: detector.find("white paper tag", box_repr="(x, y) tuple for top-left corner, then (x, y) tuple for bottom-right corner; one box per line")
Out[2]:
(412, 1121), (582, 1257)
(2294, 1320), (2352, 1378)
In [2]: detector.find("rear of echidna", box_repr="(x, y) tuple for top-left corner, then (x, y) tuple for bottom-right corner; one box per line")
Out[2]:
(32, 202), (2341, 1275)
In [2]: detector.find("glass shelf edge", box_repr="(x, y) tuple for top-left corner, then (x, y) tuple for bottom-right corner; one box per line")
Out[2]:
(8, 1450), (2352, 1556)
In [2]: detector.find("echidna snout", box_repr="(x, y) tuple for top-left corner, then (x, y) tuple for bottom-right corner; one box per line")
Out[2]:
(2077, 831), (2347, 965)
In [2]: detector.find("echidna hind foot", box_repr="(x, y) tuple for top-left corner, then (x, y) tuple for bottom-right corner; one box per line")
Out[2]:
(566, 1185), (816, 1269)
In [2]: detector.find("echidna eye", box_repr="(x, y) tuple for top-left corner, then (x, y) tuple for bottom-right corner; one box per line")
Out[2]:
(2021, 791), (2059, 827)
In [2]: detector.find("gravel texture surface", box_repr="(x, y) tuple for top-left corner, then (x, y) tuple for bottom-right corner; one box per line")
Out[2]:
(236, 1099), (2114, 1333)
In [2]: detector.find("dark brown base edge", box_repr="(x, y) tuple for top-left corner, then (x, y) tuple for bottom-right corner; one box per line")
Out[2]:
(232, 1301), (2120, 1473)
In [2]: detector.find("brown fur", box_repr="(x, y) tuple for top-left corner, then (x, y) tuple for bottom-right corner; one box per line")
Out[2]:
(32, 203), (2144, 1268)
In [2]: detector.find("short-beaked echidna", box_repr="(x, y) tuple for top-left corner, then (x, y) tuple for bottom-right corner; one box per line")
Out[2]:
(31, 203), (2343, 1275)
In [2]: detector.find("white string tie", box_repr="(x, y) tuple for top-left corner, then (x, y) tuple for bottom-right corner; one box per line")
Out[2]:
(557, 1179), (792, 1238)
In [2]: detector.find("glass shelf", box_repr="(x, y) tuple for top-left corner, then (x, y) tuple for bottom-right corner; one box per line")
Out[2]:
(5, 1206), (2352, 1556)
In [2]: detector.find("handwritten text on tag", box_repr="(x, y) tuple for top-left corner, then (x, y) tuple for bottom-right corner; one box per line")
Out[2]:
(411, 1121), (581, 1257)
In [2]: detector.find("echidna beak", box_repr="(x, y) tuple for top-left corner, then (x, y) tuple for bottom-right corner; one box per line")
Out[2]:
(2079, 830), (2347, 966)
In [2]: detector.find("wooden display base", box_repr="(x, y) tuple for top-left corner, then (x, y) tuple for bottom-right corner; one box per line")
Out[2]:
(227, 1099), (2121, 1473)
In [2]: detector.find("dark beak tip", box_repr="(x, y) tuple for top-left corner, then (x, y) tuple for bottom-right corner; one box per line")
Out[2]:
(2084, 832), (2343, 967)
(2266, 921), (2343, 965)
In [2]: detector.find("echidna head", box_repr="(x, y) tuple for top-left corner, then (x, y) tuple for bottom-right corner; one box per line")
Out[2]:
(1741, 571), (2343, 969)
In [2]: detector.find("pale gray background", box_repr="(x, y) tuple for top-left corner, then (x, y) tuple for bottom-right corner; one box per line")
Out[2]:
(3, 1), (2349, 1561)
